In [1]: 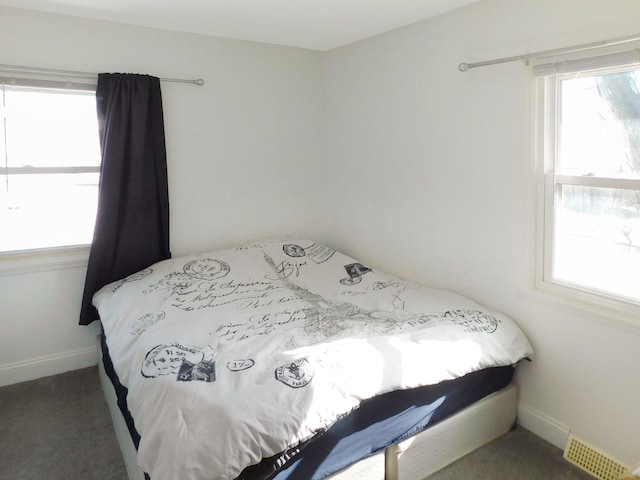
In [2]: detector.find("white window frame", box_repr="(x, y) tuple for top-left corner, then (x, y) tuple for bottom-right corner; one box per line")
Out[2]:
(0, 245), (90, 276)
(0, 77), (99, 272)
(533, 53), (640, 328)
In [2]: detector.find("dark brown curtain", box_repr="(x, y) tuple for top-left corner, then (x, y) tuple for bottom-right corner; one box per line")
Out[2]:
(80, 73), (170, 325)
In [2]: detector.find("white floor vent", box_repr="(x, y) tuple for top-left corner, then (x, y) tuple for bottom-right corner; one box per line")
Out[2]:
(563, 434), (628, 480)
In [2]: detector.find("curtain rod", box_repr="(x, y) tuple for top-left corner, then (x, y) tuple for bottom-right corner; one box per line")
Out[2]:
(0, 63), (204, 86)
(458, 32), (640, 72)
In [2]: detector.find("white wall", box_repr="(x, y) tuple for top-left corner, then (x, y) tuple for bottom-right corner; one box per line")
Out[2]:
(0, 7), (325, 385)
(323, 0), (640, 466)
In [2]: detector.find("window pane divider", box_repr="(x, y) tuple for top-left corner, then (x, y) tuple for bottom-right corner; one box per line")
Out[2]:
(554, 174), (640, 190)
(0, 166), (99, 174)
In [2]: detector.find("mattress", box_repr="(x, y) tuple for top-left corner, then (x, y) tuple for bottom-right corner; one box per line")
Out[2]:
(94, 237), (532, 480)
(100, 331), (516, 480)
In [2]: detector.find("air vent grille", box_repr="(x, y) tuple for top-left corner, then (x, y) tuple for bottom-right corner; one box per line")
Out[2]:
(563, 434), (628, 480)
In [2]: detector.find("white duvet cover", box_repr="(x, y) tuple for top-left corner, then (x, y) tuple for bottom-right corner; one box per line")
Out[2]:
(94, 238), (533, 480)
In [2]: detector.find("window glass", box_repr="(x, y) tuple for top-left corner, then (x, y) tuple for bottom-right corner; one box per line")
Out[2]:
(553, 185), (640, 302)
(558, 72), (640, 178)
(0, 83), (100, 254)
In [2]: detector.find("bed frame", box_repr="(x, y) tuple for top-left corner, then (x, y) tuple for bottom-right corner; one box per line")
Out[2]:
(98, 337), (517, 480)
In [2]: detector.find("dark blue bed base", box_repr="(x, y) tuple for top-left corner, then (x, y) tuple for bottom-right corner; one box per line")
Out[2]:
(100, 332), (514, 480)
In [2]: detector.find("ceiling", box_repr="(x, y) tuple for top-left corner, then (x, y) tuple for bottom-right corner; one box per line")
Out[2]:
(0, 0), (481, 51)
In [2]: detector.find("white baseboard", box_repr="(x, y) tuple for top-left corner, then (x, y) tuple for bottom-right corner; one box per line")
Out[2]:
(0, 346), (98, 387)
(517, 403), (570, 450)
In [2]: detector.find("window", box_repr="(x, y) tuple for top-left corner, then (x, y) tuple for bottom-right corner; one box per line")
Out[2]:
(535, 52), (640, 313)
(0, 79), (100, 254)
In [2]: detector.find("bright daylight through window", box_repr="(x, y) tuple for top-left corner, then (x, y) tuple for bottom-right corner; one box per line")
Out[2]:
(537, 56), (640, 308)
(0, 81), (100, 254)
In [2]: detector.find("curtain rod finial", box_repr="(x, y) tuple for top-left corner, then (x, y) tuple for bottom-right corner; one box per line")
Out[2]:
(194, 78), (204, 86)
(458, 62), (470, 72)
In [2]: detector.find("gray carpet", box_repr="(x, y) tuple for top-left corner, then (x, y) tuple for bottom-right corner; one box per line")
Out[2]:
(0, 367), (594, 480)
(0, 367), (126, 480)
(427, 426), (594, 480)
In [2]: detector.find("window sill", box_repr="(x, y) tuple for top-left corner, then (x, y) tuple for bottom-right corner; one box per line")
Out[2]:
(0, 246), (90, 277)
(519, 280), (640, 334)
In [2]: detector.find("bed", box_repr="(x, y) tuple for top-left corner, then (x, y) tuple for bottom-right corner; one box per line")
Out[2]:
(95, 237), (533, 480)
